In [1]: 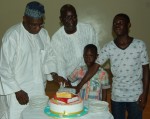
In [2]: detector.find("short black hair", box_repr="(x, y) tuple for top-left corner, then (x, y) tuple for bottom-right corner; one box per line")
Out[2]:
(60, 4), (77, 17)
(114, 13), (130, 23)
(84, 44), (97, 54)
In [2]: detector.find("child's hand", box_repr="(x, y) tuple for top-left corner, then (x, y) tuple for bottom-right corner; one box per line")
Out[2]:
(75, 85), (82, 94)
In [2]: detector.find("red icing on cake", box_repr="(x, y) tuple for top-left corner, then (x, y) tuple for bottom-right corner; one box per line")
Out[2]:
(53, 94), (79, 104)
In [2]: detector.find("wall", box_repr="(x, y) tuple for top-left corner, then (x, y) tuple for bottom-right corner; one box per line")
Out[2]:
(0, 0), (150, 63)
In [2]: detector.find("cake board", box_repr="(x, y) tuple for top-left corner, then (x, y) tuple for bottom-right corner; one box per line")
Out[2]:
(44, 106), (88, 118)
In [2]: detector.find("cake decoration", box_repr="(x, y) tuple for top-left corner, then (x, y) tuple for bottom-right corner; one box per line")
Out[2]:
(47, 83), (83, 116)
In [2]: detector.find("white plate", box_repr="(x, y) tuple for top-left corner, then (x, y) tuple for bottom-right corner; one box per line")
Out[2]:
(88, 100), (109, 112)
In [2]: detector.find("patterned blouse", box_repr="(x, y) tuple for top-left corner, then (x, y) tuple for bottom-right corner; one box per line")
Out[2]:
(68, 66), (110, 100)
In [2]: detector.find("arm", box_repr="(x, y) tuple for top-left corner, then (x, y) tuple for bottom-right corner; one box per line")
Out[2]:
(66, 67), (82, 88)
(42, 32), (69, 85)
(43, 32), (58, 81)
(0, 37), (21, 95)
(102, 89), (107, 101)
(100, 69), (110, 101)
(0, 34), (29, 104)
(50, 35), (68, 79)
(75, 63), (100, 94)
(137, 41), (150, 110)
(138, 64), (150, 110)
(51, 72), (68, 85)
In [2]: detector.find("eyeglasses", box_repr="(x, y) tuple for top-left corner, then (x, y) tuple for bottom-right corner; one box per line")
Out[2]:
(63, 15), (77, 21)
(29, 22), (45, 28)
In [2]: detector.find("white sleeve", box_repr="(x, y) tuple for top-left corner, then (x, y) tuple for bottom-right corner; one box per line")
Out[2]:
(140, 41), (149, 65)
(0, 35), (21, 95)
(42, 32), (57, 81)
(50, 35), (67, 79)
(96, 44), (110, 65)
(89, 24), (101, 54)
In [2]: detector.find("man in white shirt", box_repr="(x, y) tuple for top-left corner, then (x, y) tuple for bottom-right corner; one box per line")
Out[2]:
(50, 4), (100, 83)
(0, 1), (56, 119)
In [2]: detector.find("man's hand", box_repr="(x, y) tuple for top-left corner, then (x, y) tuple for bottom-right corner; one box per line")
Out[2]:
(15, 90), (29, 105)
(65, 79), (73, 88)
(137, 93), (148, 111)
(56, 76), (68, 85)
(51, 73), (68, 85)
(51, 72), (59, 83)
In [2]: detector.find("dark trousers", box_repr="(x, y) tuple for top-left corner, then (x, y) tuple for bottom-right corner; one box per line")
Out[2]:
(111, 100), (142, 119)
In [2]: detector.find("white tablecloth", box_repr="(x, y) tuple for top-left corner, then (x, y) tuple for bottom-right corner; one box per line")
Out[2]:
(20, 100), (114, 119)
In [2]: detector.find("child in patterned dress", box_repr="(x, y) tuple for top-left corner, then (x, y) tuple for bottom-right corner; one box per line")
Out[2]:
(68, 44), (110, 101)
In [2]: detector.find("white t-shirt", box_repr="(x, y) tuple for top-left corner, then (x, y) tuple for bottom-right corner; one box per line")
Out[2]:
(96, 39), (149, 102)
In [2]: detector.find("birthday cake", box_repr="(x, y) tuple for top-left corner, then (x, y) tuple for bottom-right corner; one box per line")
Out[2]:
(49, 91), (83, 115)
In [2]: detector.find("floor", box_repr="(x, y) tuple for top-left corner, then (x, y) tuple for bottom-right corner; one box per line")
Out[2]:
(45, 81), (150, 119)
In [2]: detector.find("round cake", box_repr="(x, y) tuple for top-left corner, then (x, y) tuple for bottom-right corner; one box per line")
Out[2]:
(49, 92), (83, 115)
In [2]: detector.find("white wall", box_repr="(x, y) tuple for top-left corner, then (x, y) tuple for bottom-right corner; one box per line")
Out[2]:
(0, 0), (150, 63)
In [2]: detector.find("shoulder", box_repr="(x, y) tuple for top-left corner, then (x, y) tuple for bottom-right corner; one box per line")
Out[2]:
(2, 23), (21, 43)
(101, 41), (114, 50)
(3, 23), (21, 36)
(105, 41), (114, 47)
(78, 22), (93, 27)
(52, 26), (64, 39)
(40, 28), (48, 33)
(77, 22), (95, 31)
(39, 28), (49, 37)
(133, 38), (145, 44)
(51, 26), (65, 45)
(132, 38), (147, 48)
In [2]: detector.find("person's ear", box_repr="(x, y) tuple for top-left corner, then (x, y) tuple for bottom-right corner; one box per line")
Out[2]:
(23, 16), (27, 22)
(96, 54), (99, 58)
(128, 22), (131, 28)
(59, 16), (63, 26)
(59, 16), (63, 22)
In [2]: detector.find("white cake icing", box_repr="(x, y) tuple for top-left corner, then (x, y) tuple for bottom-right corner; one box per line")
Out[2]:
(50, 97), (83, 115)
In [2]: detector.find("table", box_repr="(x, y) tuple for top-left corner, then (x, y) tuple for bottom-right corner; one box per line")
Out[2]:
(20, 100), (114, 119)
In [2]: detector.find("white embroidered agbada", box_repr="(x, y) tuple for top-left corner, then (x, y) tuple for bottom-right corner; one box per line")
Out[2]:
(51, 23), (100, 79)
(0, 23), (56, 119)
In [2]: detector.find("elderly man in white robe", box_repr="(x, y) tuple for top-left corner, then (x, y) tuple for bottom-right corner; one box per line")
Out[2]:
(50, 4), (100, 85)
(0, 1), (56, 119)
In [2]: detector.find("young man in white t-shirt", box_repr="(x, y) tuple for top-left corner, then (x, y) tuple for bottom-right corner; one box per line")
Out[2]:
(76, 13), (150, 119)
